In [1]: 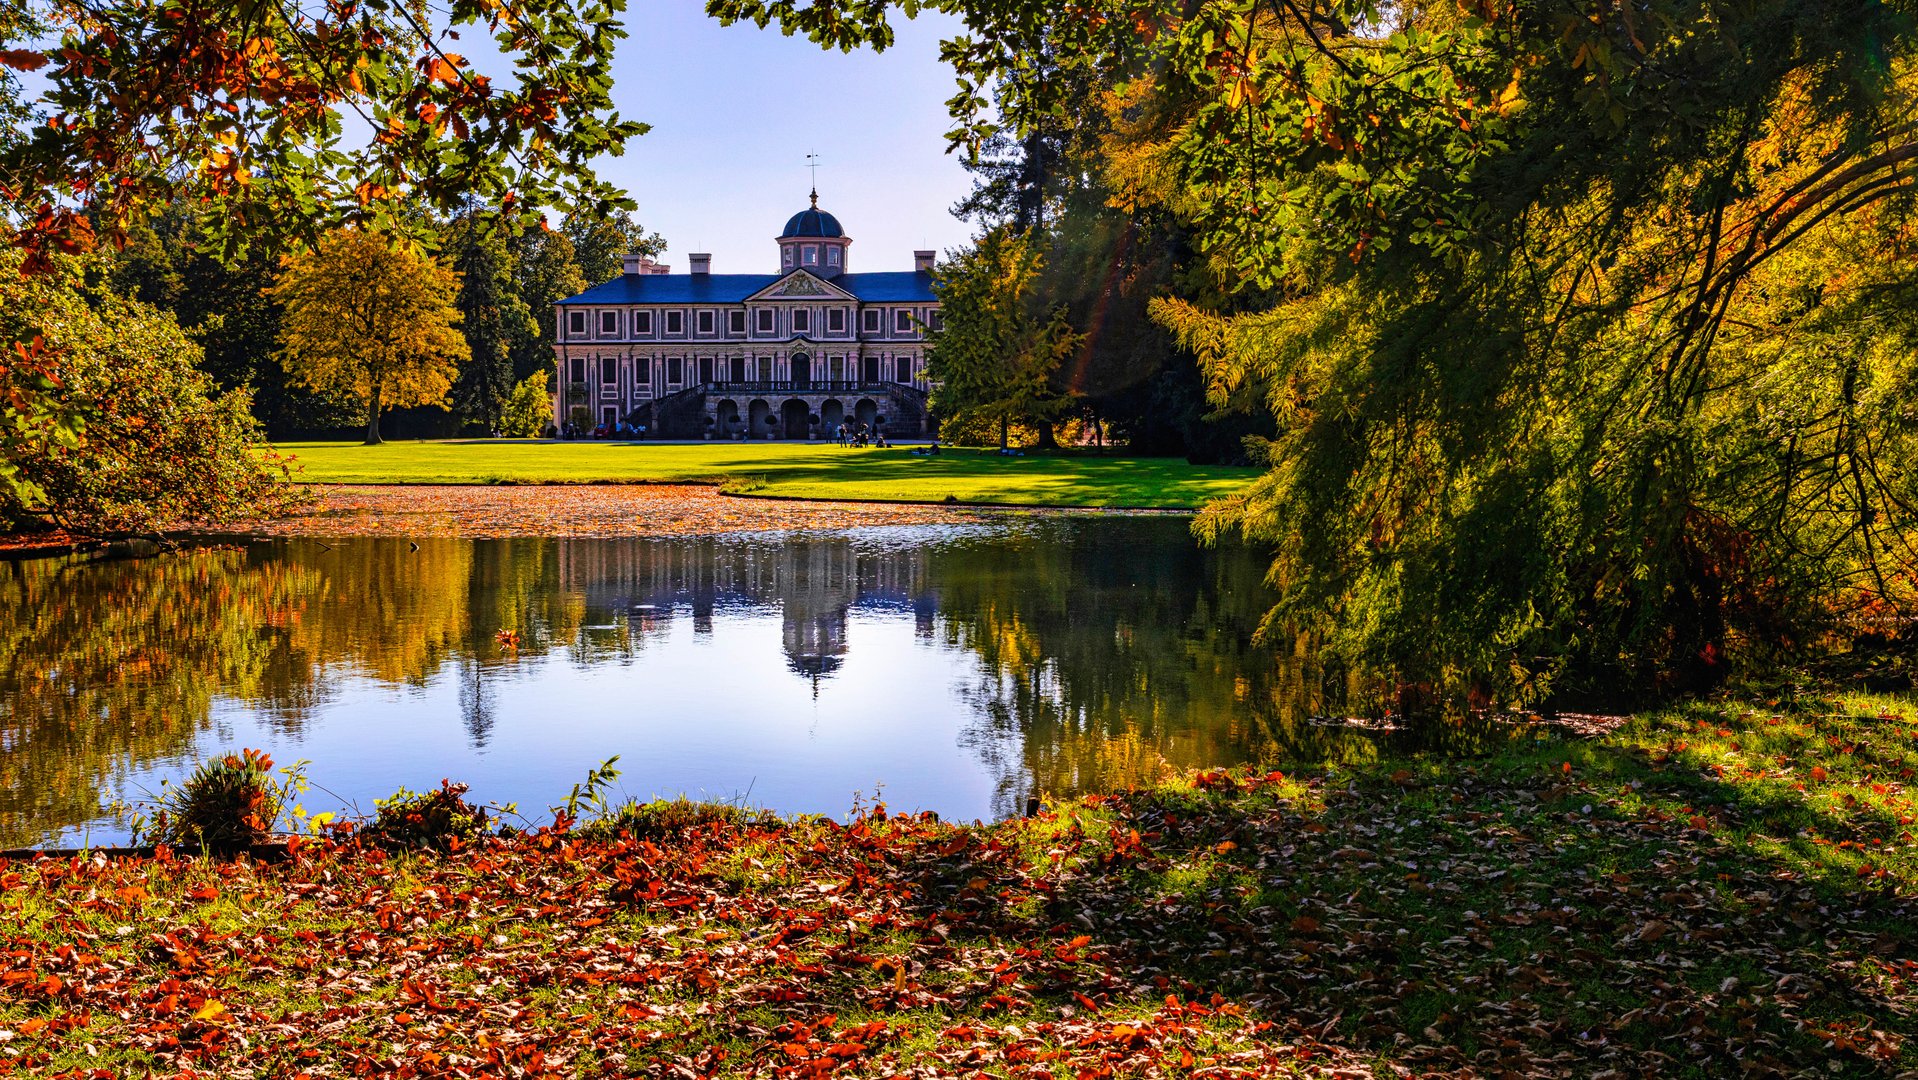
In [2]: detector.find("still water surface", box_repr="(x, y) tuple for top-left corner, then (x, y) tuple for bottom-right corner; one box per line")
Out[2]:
(4, 518), (1393, 847)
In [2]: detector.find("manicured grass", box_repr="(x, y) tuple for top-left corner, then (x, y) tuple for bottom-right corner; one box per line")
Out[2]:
(267, 440), (1257, 509)
(4, 696), (1916, 1075)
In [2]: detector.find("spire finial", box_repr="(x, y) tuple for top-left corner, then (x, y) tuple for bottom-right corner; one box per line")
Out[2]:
(806, 152), (822, 206)
(810, 188), (818, 208)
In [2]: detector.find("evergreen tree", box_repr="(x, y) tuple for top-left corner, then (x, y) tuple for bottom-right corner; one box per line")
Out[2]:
(508, 229), (587, 383)
(447, 218), (535, 433)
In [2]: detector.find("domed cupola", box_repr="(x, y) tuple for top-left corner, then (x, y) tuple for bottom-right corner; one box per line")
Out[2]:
(777, 190), (851, 277)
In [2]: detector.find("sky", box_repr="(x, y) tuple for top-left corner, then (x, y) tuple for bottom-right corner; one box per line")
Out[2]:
(590, 3), (981, 275)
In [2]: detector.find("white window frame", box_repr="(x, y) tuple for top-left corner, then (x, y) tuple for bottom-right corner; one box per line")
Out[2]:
(803, 245), (818, 266)
(634, 310), (653, 335)
(792, 308), (811, 333)
(666, 356), (683, 385)
(697, 309), (715, 335)
(728, 310), (746, 334)
(599, 357), (617, 385)
(826, 246), (840, 267)
(599, 310), (619, 336)
(827, 308), (845, 333)
(756, 309), (775, 334)
(862, 309), (880, 333)
(665, 310), (684, 335)
(567, 310), (587, 336)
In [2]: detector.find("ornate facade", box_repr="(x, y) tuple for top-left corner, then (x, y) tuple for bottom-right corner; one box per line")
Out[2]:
(553, 195), (942, 439)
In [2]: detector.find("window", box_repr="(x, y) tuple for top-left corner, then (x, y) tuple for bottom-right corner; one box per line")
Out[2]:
(792, 309), (810, 333)
(826, 246), (840, 267)
(929, 311), (944, 332)
(634, 360), (649, 385)
(600, 311), (619, 335)
(863, 357), (880, 382)
(667, 357), (683, 384)
(756, 309), (775, 334)
(757, 356), (773, 380)
(829, 356), (844, 380)
(698, 357), (714, 383)
(896, 357), (912, 382)
(803, 245), (818, 265)
(862, 309), (881, 333)
(666, 311), (684, 334)
(567, 311), (587, 336)
(728, 310), (746, 334)
(600, 358), (617, 385)
(697, 310), (714, 334)
(827, 308), (845, 333)
(730, 356), (746, 382)
(783, 247), (794, 267)
(570, 357), (585, 384)
(895, 309), (914, 333)
(634, 310), (653, 334)
(602, 407), (617, 426)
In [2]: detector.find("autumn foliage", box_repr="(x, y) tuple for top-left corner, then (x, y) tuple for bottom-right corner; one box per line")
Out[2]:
(4, 701), (1917, 1075)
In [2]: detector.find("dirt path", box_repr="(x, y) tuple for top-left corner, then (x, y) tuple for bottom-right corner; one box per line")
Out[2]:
(242, 483), (995, 538)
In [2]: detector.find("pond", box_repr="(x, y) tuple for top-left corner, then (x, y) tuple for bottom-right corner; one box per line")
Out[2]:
(5, 517), (1420, 847)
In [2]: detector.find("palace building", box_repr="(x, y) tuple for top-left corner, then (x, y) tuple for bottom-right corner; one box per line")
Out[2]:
(552, 193), (941, 440)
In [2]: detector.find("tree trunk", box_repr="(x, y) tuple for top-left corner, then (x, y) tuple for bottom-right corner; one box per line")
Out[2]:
(999, 414), (1009, 452)
(1034, 419), (1058, 450)
(364, 382), (384, 445)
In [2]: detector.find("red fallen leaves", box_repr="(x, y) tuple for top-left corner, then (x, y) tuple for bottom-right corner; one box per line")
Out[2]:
(0, 757), (1914, 1077)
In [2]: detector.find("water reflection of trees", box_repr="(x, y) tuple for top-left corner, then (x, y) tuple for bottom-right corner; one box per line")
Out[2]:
(2, 525), (1365, 844)
(927, 520), (1378, 818)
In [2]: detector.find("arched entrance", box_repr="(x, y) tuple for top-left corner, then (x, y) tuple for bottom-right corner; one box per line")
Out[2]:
(748, 398), (773, 439)
(781, 399), (811, 441)
(854, 397), (879, 431)
(820, 399), (844, 439)
(714, 398), (740, 439)
(790, 353), (812, 389)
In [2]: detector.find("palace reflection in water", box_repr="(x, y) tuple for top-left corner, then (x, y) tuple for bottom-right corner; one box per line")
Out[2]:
(1, 520), (1383, 847)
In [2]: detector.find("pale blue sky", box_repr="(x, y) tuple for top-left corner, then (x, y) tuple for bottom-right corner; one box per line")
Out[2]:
(597, 3), (980, 276)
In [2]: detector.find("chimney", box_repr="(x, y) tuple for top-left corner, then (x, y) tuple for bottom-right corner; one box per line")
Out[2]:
(689, 253), (712, 275)
(621, 252), (642, 275)
(913, 250), (935, 273)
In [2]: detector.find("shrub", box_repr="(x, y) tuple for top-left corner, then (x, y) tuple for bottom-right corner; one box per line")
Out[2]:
(138, 749), (291, 851)
(361, 781), (490, 849)
(499, 371), (552, 437)
(581, 796), (779, 841)
(0, 251), (303, 535)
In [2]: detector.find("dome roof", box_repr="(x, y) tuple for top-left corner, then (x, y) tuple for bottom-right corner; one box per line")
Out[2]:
(781, 196), (845, 239)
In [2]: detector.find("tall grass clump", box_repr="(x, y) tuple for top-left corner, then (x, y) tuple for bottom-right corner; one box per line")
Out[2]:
(137, 749), (293, 850)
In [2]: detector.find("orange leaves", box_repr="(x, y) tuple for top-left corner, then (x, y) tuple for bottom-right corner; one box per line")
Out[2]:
(0, 48), (48, 71)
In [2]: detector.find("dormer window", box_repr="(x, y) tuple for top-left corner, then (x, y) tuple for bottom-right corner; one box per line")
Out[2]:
(783, 247), (794, 267)
(826, 246), (840, 267)
(803, 245), (818, 266)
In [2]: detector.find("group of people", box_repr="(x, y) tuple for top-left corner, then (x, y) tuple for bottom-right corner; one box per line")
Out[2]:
(834, 422), (887, 448)
(547, 419), (646, 440)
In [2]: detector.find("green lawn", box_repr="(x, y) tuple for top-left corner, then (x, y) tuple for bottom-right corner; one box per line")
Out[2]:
(268, 440), (1257, 509)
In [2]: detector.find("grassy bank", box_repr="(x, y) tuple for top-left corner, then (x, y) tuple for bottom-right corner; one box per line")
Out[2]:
(4, 698), (1915, 1075)
(268, 440), (1257, 509)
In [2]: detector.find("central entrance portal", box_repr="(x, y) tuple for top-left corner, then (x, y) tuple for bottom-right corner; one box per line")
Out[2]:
(791, 353), (812, 389)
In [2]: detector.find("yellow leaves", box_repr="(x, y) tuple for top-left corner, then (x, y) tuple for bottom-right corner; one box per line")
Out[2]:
(192, 999), (230, 1023)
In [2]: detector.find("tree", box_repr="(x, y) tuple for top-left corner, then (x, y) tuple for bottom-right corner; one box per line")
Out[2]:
(500, 371), (554, 438)
(447, 217), (535, 432)
(108, 204), (358, 437)
(719, 0), (1918, 696)
(0, 0), (645, 274)
(508, 228), (587, 383)
(563, 211), (665, 284)
(272, 230), (469, 445)
(926, 228), (1080, 450)
(0, 251), (297, 535)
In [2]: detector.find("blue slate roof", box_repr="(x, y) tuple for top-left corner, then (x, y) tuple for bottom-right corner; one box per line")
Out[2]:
(557, 271), (936, 305)
(781, 206), (845, 237)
